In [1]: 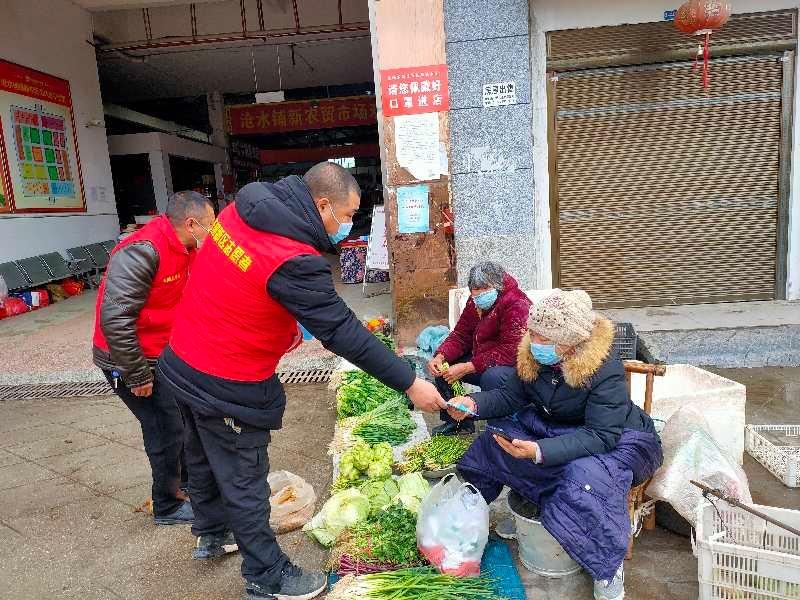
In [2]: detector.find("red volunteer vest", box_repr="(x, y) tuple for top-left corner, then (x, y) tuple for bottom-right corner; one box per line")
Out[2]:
(93, 215), (193, 358)
(169, 204), (319, 382)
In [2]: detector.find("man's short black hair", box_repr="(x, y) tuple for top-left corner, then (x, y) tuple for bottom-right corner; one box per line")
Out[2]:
(166, 190), (213, 224)
(303, 161), (361, 205)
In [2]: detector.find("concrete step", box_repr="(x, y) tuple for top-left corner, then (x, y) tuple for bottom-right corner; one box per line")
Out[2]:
(637, 325), (800, 367)
(605, 301), (800, 368)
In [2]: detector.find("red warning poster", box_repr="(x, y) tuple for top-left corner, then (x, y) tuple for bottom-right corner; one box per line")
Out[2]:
(379, 65), (449, 117)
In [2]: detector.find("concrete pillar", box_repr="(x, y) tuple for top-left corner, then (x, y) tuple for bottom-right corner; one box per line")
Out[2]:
(443, 0), (538, 290)
(369, 0), (456, 345)
(207, 91), (231, 208)
(149, 150), (172, 214)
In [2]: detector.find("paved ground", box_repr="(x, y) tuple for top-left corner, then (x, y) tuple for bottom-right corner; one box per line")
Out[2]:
(0, 368), (797, 599)
(1, 275), (797, 598)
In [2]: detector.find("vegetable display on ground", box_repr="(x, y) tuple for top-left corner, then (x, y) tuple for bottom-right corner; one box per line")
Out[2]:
(327, 567), (505, 600)
(335, 504), (422, 569)
(350, 396), (416, 446)
(336, 371), (406, 420)
(397, 435), (473, 473)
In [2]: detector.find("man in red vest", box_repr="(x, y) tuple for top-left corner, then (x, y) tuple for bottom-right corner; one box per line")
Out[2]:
(93, 191), (215, 526)
(159, 162), (446, 600)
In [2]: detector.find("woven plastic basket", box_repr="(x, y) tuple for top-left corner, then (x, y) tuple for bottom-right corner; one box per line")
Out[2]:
(696, 500), (800, 600)
(745, 425), (800, 488)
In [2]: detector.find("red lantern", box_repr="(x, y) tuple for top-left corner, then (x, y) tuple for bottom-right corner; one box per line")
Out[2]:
(674, 0), (732, 89)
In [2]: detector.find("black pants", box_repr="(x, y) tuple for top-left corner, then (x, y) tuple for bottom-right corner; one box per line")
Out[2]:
(435, 356), (516, 425)
(103, 369), (184, 516)
(179, 403), (288, 589)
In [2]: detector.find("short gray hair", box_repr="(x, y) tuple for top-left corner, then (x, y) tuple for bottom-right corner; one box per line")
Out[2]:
(166, 191), (213, 225)
(467, 261), (506, 292)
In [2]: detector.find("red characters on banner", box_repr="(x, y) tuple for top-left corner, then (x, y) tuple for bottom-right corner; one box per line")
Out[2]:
(674, 1), (732, 90)
(379, 65), (450, 117)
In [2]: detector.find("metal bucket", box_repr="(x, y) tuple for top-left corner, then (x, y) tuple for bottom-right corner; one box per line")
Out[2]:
(508, 492), (582, 578)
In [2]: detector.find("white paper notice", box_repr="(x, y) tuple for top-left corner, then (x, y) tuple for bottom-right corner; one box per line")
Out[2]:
(394, 113), (440, 181)
(482, 81), (517, 107)
(366, 205), (389, 271)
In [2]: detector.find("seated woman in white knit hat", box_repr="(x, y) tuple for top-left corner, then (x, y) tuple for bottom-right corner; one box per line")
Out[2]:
(449, 288), (662, 600)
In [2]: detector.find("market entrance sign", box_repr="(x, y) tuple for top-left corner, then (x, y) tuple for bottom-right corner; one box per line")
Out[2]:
(228, 96), (377, 135)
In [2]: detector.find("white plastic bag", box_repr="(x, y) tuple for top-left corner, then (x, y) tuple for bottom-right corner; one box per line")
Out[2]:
(268, 470), (317, 534)
(417, 473), (489, 577)
(646, 406), (752, 528)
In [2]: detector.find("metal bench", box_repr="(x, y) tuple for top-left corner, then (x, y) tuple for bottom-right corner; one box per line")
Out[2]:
(16, 256), (54, 288)
(86, 242), (111, 270)
(40, 252), (78, 280)
(66, 246), (102, 287)
(0, 262), (30, 292)
(101, 239), (117, 255)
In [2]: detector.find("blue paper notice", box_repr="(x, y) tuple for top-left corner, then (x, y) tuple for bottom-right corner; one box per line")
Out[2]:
(397, 184), (430, 234)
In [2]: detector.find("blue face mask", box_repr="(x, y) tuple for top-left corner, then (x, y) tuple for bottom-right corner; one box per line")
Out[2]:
(473, 289), (498, 311)
(530, 343), (561, 366)
(327, 206), (353, 245)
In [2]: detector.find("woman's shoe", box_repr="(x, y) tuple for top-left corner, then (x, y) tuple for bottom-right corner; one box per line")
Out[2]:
(594, 565), (624, 600)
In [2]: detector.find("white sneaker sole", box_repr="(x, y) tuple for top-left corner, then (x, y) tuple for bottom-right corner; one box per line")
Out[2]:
(274, 581), (326, 600)
(594, 586), (624, 600)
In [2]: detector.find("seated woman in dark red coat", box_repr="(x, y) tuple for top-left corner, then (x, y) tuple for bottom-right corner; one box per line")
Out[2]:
(427, 261), (531, 435)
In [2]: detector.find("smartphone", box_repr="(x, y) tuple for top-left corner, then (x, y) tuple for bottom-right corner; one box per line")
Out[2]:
(485, 424), (515, 442)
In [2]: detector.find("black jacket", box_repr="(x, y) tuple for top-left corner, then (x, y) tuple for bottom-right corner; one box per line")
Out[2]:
(160, 176), (415, 429)
(473, 318), (657, 466)
(92, 242), (159, 387)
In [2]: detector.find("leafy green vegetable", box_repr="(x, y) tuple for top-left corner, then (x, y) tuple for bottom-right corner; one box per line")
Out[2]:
(327, 567), (505, 600)
(341, 504), (422, 566)
(303, 488), (370, 547)
(398, 436), (473, 473)
(333, 440), (395, 494)
(441, 362), (466, 397)
(352, 396), (416, 446)
(336, 371), (407, 420)
(373, 331), (396, 351)
(397, 472), (430, 499)
(359, 477), (400, 513)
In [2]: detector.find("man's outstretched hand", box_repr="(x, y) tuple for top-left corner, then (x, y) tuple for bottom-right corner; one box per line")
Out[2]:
(406, 378), (448, 413)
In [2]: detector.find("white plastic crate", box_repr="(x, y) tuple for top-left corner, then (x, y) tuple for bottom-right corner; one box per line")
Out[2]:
(630, 365), (746, 464)
(696, 500), (800, 600)
(745, 425), (800, 488)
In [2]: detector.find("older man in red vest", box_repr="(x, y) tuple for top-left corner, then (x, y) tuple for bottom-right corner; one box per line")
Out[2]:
(159, 162), (446, 600)
(93, 190), (215, 526)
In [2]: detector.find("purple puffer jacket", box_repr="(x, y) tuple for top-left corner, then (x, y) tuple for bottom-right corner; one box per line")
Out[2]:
(437, 274), (531, 373)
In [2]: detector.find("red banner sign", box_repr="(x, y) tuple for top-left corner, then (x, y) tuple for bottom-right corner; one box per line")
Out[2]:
(260, 143), (380, 165)
(379, 65), (449, 117)
(0, 61), (72, 108)
(228, 96), (377, 135)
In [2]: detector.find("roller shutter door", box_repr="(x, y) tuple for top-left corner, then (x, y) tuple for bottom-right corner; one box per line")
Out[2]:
(551, 54), (784, 307)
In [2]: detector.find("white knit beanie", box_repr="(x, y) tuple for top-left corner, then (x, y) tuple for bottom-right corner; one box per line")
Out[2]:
(527, 289), (596, 347)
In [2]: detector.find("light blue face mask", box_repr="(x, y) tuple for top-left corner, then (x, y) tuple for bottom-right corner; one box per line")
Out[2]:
(473, 289), (499, 311)
(530, 342), (561, 366)
(327, 206), (353, 245)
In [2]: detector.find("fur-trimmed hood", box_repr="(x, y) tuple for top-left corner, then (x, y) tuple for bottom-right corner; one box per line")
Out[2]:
(516, 316), (615, 388)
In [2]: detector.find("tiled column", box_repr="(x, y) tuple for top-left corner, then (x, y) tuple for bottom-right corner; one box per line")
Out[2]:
(444, 0), (537, 288)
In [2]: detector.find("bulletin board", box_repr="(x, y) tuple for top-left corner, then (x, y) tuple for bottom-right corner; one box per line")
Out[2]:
(0, 59), (86, 213)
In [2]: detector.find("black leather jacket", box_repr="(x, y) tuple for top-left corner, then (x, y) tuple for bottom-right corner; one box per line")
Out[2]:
(92, 241), (159, 387)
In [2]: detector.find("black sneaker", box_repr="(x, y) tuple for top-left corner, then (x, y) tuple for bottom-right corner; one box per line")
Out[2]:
(192, 531), (238, 560)
(154, 500), (194, 525)
(431, 420), (475, 436)
(245, 563), (327, 600)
